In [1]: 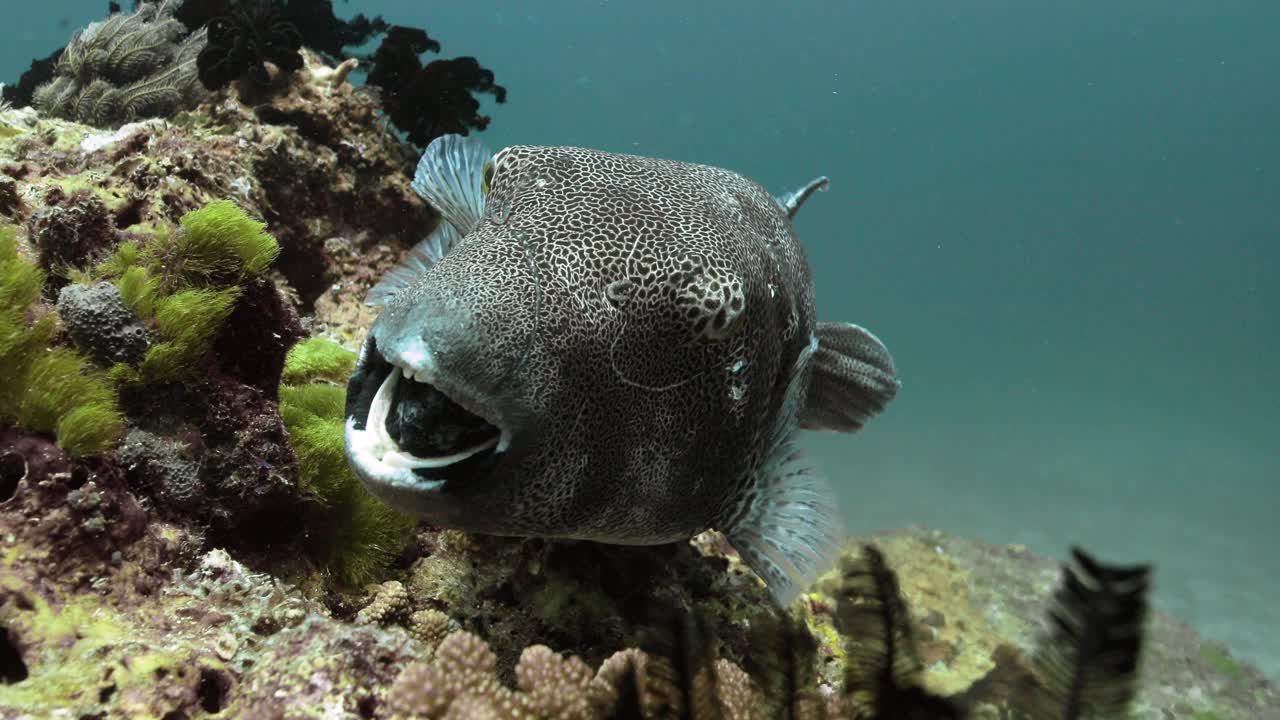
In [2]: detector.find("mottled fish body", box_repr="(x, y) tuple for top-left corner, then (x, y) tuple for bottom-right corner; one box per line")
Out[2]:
(344, 135), (898, 603)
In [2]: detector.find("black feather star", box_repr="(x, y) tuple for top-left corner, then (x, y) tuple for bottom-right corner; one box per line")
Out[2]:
(196, 1), (304, 90)
(833, 544), (967, 720)
(365, 26), (507, 148)
(1028, 547), (1152, 720)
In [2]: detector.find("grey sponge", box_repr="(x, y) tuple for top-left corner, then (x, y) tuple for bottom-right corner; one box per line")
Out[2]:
(56, 281), (151, 365)
(120, 429), (204, 510)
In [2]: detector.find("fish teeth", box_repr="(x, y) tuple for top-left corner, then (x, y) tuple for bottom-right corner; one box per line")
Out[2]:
(368, 370), (399, 450)
(393, 363), (434, 384)
(382, 438), (499, 469)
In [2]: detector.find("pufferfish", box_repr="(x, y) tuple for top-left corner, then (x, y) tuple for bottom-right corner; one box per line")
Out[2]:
(344, 134), (899, 604)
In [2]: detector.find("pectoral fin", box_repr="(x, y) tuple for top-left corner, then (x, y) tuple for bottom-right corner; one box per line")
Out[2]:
(411, 133), (493, 235)
(800, 321), (899, 432)
(724, 335), (845, 606)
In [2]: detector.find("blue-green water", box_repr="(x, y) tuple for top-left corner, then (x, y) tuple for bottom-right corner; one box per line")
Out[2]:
(6, 0), (1277, 676)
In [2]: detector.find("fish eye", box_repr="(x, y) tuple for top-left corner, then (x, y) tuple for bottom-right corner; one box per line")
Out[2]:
(482, 160), (495, 194)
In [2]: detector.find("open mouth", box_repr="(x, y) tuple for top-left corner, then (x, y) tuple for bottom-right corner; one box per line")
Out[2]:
(345, 339), (501, 486)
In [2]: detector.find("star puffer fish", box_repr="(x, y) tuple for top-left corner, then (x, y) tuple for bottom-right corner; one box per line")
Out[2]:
(344, 134), (899, 604)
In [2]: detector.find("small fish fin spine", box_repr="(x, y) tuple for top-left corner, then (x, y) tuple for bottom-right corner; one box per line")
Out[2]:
(775, 176), (830, 219)
(411, 133), (493, 235)
(364, 221), (462, 306)
(800, 321), (899, 432)
(725, 335), (845, 605)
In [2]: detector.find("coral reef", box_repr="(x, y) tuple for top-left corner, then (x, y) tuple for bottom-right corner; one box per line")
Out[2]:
(31, 1), (208, 128)
(4, 514), (1273, 718)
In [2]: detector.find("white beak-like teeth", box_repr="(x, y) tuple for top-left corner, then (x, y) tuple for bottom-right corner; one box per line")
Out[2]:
(394, 362), (434, 386)
(352, 362), (498, 475)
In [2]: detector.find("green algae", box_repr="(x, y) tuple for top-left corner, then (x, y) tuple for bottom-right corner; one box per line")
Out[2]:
(139, 287), (241, 382)
(279, 339), (414, 586)
(94, 200), (279, 294)
(282, 336), (358, 386)
(86, 200), (282, 383)
(20, 349), (125, 455)
(171, 199), (281, 281)
(1200, 644), (1246, 683)
(114, 265), (162, 318)
(0, 226), (124, 455)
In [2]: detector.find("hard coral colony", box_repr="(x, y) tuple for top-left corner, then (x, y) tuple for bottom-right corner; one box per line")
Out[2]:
(0, 2), (1275, 719)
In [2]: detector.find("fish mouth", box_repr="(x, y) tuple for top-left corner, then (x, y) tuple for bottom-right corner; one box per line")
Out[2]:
(344, 338), (504, 493)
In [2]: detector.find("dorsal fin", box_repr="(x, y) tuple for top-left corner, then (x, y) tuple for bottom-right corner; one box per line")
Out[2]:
(411, 133), (493, 235)
(776, 176), (830, 219)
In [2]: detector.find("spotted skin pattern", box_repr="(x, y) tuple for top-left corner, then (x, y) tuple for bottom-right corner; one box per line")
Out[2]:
(368, 144), (818, 547)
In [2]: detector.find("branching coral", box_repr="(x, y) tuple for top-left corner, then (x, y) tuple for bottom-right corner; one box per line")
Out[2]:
(0, 226), (124, 456)
(385, 630), (767, 720)
(31, 1), (209, 128)
(278, 337), (414, 585)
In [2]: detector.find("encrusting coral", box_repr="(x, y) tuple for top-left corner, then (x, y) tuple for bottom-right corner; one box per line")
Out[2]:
(25, 186), (120, 276)
(31, 1), (208, 128)
(119, 428), (204, 510)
